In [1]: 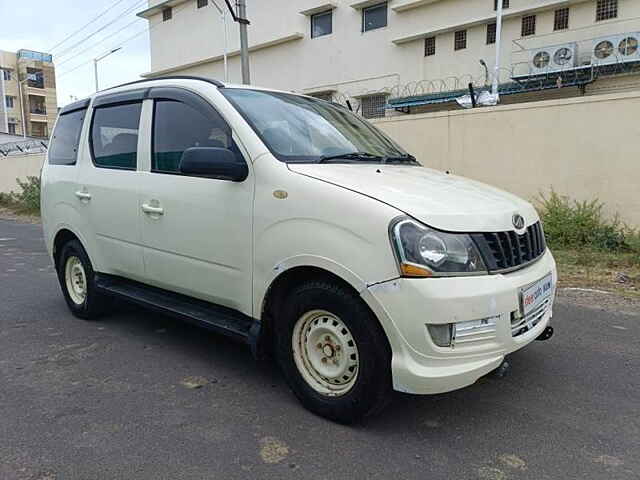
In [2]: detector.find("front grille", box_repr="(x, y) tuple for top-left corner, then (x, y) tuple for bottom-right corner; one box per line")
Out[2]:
(511, 297), (551, 337)
(471, 221), (546, 273)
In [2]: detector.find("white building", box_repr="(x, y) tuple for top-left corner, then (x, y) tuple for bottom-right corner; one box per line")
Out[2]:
(138, 0), (640, 116)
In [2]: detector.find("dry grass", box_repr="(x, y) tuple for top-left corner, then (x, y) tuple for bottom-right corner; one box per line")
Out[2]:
(553, 248), (640, 297)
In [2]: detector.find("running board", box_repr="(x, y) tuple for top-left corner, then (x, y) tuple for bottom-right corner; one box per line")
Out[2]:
(95, 274), (259, 350)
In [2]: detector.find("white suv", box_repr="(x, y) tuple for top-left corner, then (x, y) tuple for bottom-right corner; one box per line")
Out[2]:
(42, 76), (556, 423)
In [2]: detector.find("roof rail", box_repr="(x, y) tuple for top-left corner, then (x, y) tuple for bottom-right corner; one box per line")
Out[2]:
(102, 75), (225, 92)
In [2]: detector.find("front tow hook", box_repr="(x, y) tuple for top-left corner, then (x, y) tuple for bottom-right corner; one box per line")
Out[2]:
(536, 326), (554, 341)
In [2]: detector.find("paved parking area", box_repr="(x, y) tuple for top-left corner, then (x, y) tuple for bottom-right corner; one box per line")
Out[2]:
(0, 218), (638, 480)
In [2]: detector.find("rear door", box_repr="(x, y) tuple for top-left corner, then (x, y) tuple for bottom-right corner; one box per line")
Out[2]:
(74, 91), (145, 280)
(138, 87), (254, 314)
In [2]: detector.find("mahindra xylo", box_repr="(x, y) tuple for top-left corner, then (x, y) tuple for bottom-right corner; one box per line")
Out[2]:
(42, 76), (556, 423)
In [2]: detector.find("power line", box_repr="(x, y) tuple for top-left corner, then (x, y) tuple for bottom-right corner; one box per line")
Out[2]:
(57, 0), (198, 80)
(56, 17), (141, 68)
(49, 0), (134, 52)
(54, 0), (147, 60)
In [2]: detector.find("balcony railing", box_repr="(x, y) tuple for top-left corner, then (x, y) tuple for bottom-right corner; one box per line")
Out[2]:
(30, 107), (47, 115)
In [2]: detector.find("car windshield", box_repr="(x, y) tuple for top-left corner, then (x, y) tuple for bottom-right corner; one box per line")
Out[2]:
(221, 88), (411, 163)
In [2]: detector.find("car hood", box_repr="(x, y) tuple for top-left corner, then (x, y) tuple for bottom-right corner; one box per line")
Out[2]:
(288, 164), (538, 232)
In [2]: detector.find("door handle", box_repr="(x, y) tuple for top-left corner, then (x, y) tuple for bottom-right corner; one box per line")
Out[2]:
(141, 203), (164, 215)
(75, 190), (91, 201)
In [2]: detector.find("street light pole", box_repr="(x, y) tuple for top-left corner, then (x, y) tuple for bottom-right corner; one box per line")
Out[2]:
(492, 0), (504, 99)
(93, 47), (122, 92)
(211, 0), (229, 81)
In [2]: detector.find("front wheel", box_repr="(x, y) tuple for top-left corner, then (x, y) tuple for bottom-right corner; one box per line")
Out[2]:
(276, 280), (392, 423)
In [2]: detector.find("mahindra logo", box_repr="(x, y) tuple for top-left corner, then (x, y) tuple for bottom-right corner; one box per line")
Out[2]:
(512, 214), (525, 230)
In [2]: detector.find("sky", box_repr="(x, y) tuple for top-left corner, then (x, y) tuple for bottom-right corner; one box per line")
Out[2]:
(0, 0), (152, 107)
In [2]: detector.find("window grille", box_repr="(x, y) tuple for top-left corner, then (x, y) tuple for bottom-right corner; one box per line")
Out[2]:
(596, 0), (617, 21)
(521, 15), (536, 37)
(554, 8), (569, 30)
(486, 23), (496, 44)
(454, 30), (467, 50)
(360, 95), (386, 119)
(424, 37), (436, 56)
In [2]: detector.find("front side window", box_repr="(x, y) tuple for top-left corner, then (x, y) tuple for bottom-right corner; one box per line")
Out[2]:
(90, 102), (141, 170)
(311, 10), (332, 38)
(48, 108), (86, 165)
(363, 3), (387, 32)
(222, 89), (407, 163)
(152, 99), (236, 174)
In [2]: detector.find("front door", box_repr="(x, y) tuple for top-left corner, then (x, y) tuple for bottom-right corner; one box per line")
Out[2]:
(138, 89), (253, 315)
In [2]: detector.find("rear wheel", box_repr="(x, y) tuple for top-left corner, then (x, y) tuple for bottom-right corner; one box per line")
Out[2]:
(275, 280), (392, 423)
(56, 239), (108, 320)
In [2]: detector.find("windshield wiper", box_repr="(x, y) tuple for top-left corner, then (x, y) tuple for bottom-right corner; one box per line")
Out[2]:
(380, 154), (418, 164)
(318, 152), (383, 163)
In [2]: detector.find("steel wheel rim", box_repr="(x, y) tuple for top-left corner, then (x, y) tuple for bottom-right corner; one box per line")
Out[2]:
(65, 256), (87, 305)
(292, 309), (359, 397)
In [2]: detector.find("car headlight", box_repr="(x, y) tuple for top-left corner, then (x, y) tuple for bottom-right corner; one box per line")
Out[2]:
(390, 217), (487, 277)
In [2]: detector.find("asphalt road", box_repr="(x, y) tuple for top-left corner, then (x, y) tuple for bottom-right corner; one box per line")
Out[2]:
(0, 218), (638, 480)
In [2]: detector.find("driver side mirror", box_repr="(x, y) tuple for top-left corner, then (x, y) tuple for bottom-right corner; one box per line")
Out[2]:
(179, 147), (248, 182)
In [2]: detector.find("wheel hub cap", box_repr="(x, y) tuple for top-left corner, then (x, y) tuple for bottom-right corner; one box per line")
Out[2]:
(65, 256), (87, 305)
(292, 310), (359, 396)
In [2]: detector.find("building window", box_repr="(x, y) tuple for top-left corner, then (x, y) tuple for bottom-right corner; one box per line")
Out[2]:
(424, 36), (436, 56)
(493, 0), (509, 10)
(197, 0), (208, 8)
(521, 15), (536, 37)
(486, 23), (496, 44)
(360, 94), (386, 119)
(311, 10), (332, 38)
(596, 0), (617, 21)
(362, 3), (387, 32)
(554, 8), (569, 30)
(26, 68), (44, 88)
(162, 7), (172, 21)
(8, 123), (16, 135)
(5, 96), (15, 109)
(2, 69), (11, 81)
(31, 122), (48, 138)
(454, 30), (467, 50)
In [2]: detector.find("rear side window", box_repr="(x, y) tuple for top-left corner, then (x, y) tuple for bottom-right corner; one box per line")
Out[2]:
(48, 109), (86, 165)
(90, 102), (142, 170)
(152, 99), (235, 174)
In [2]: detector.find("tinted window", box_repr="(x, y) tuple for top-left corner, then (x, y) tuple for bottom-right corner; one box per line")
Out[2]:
(363, 3), (387, 32)
(91, 102), (141, 170)
(48, 108), (86, 165)
(152, 100), (235, 174)
(311, 11), (332, 38)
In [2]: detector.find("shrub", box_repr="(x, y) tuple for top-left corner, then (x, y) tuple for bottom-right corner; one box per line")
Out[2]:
(0, 176), (41, 214)
(537, 190), (638, 253)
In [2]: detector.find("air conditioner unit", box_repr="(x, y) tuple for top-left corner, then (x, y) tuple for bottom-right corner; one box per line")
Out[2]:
(529, 43), (578, 74)
(592, 33), (640, 66)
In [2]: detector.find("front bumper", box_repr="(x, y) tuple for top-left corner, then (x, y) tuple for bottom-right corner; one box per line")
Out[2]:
(362, 250), (557, 395)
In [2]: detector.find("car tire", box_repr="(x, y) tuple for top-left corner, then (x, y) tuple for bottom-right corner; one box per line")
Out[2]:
(56, 239), (108, 320)
(275, 280), (393, 423)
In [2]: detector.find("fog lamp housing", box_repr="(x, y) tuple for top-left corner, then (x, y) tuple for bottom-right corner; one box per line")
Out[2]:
(427, 315), (500, 348)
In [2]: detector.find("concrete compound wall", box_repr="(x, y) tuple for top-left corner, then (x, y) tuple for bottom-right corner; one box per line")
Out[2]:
(0, 153), (44, 194)
(372, 89), (640, 227)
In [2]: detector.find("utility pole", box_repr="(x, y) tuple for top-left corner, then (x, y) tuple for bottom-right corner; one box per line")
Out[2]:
(492, 0), (504, 100)
(211, 1), (229, 81)
(237, 0), (250, 84)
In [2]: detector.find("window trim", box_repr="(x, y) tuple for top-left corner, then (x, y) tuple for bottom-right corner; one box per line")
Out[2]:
(149, 87), (242, 177)
(89, 101), (143, 171)
(362, 2), (388, 33)
(311, 10), (333, 38)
